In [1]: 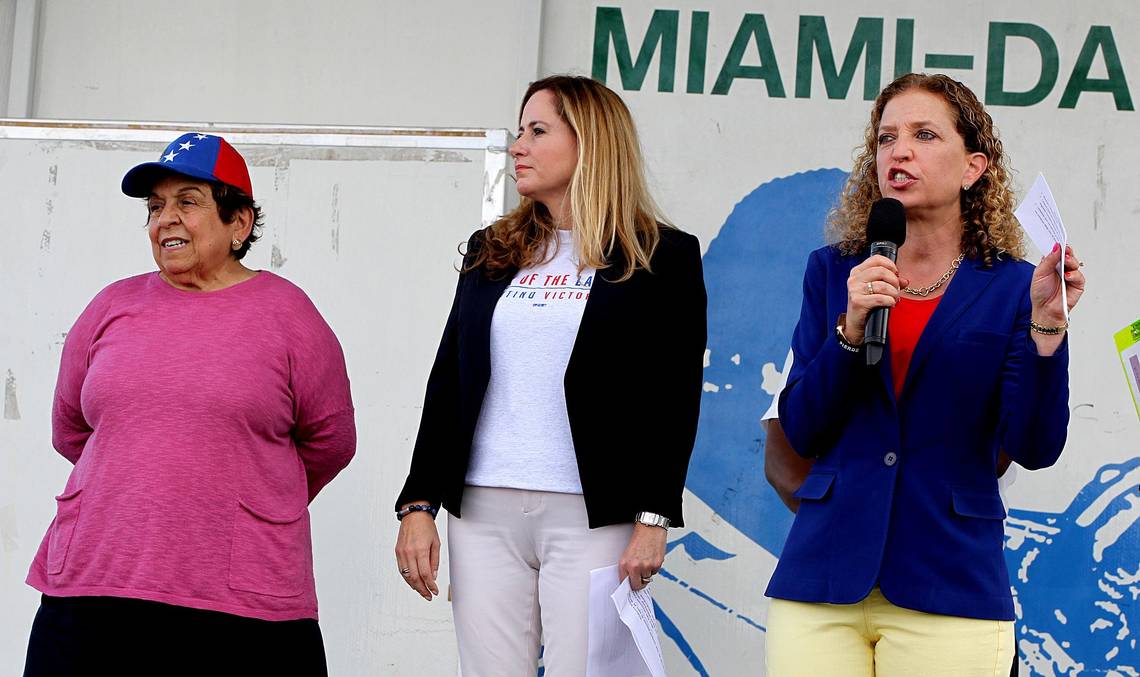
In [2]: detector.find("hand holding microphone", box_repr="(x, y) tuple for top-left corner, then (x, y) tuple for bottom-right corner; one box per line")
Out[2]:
(842, 198), (908, 366)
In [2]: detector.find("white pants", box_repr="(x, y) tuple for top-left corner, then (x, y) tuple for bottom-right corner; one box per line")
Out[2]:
(448, 486), (633, 677)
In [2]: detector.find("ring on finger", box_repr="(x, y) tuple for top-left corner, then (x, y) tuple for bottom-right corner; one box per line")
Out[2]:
(640, 575), (653, 583)
(400, 568), (411, 576)
(865, 281), (874, 295)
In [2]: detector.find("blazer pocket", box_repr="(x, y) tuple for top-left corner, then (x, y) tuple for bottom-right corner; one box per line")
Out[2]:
(951, 488), (1007, 520)
(228, 499), (311, 598)
(793, 472), (836, 501)
(46, 488), (83, 575)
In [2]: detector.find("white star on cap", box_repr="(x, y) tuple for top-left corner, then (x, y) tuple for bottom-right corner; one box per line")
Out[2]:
(179, 141), (194, 151)
(163, 151), (178, 162)
(194, 134), (208, 140)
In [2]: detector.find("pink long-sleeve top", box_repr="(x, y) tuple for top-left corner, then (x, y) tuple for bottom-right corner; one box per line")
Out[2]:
(27, 271), (356, 621)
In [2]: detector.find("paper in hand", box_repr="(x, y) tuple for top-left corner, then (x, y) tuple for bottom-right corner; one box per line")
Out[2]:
(587, 565), (656, 677)
(1014, 173), (1069, 320)
(610, 577), (667, 677)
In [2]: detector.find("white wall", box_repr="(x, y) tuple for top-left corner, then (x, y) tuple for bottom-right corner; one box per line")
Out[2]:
(17, 0), (541, 127)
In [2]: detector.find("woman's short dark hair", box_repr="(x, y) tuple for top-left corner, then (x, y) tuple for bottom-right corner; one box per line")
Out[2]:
(210, 182), (264, 261)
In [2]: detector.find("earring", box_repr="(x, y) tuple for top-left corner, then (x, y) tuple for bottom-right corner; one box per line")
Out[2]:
(962, 183), (971, 191)
(231, 239), (241, 250)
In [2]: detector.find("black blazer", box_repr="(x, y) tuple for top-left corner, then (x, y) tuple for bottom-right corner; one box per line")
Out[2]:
(396, 226), (707, 528)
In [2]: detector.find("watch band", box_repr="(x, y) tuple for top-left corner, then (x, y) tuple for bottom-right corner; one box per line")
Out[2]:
(635, 511), (671, 529)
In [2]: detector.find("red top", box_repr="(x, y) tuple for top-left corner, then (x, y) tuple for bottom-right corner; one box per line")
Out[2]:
(889, 296), (942, 397)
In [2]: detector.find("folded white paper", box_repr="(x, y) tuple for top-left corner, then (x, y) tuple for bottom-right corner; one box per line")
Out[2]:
(611, 577), (667, 677)
(586, 565), (664, 677)
(1014, 173), (1069, 320)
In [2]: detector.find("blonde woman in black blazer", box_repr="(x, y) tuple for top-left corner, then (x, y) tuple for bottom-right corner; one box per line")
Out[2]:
(394, 75), (706, 675)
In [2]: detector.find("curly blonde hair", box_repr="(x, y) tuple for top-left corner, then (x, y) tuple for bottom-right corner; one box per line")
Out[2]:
(828, 73), (1024, 266)
(468, 75), (667, 281)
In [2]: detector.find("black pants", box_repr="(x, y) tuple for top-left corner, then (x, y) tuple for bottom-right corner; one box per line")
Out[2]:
(24, 594), (327, 676)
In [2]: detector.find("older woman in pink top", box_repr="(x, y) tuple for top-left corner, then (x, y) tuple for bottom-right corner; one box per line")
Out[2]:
(22, 134), (355, 676)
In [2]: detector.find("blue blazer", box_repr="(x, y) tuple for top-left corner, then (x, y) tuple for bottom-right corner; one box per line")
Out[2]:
(767, 245), (1069, 621)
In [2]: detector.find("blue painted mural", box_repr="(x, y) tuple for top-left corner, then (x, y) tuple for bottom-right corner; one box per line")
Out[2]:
(686, 169), (841, 557)
(1006, 458), (1140, 676)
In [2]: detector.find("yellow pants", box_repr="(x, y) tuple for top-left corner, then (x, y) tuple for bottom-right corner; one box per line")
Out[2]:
(766, 589), (1014, 677)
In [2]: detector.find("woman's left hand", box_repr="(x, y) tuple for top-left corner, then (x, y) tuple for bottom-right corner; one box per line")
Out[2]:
(620, 524), (667, 591)
(1029, 243), (1086, 355)
(1031, 243), (1085, 318)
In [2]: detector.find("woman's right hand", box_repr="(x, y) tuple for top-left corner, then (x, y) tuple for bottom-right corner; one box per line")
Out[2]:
(843, 255), (908, 345)
(395, 505), (441, 601)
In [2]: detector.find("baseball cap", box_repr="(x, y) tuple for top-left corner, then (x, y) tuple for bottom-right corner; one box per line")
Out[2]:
(122, 132), (253, 198)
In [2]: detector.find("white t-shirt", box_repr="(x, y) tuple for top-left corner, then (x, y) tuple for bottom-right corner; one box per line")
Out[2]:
(763, 349), (1017, 505)
(465, 230), (596, 494)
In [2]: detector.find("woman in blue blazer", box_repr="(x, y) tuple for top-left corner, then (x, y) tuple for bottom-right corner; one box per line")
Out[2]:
(392, 76), (706, 675)
(765, 73), (1086, 676)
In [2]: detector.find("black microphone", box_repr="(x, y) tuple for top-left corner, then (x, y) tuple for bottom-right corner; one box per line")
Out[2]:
(863, 198), (907, 366)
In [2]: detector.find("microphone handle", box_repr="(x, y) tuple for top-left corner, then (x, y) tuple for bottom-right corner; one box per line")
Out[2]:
(864, 241), (898, 366)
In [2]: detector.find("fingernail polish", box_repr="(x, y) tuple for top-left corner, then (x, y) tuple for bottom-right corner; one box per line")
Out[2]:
(1052, 243), (1060, 252)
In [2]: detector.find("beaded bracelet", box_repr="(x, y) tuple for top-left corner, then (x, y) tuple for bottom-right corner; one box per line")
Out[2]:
(1030, 320), (1069, 335)
(396, 504), (439, 521)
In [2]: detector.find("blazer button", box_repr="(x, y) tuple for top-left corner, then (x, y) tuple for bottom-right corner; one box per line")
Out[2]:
(883, 451), (898, 467)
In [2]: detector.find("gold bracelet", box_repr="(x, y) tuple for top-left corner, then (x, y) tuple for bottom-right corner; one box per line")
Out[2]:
(1030, 320), (1068, 335)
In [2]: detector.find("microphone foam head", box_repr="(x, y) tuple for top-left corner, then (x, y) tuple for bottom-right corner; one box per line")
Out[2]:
(867, 197), (907, 247)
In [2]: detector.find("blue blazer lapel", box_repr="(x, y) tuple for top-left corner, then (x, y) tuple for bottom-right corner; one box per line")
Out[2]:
(898, 258), (996, 398)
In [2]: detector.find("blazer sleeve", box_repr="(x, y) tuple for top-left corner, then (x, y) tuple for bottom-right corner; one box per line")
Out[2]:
(636, 231), (708, 524)
(394, 232), (477, 511)
(995, 284), (1070, 470)
(778, 248), (867, 458)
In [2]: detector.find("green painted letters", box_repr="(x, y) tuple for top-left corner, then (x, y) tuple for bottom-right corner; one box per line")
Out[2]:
(688, 11), (710, 94)
(589, 9), (1134, 110)
(1059, 26), (1134, 111)
(894, 19), (914, 79)
(985, 23), (1058, 106)
(711, 14), (785, 96)
(592, 7), (679, 92)
(795, 16), (884, 100)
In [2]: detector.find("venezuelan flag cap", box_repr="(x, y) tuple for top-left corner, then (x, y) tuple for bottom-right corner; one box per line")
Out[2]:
(122, 132), (253, 198)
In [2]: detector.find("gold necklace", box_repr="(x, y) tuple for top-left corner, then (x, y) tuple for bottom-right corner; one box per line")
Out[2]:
(902, 253), (964, 297)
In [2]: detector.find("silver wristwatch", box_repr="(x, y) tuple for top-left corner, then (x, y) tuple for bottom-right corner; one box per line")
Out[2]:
(635, 511), (671, 529)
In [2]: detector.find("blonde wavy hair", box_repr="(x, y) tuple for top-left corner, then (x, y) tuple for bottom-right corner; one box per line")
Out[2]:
(468, 75), (667, 281)
(828, 73), (1025, 266)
